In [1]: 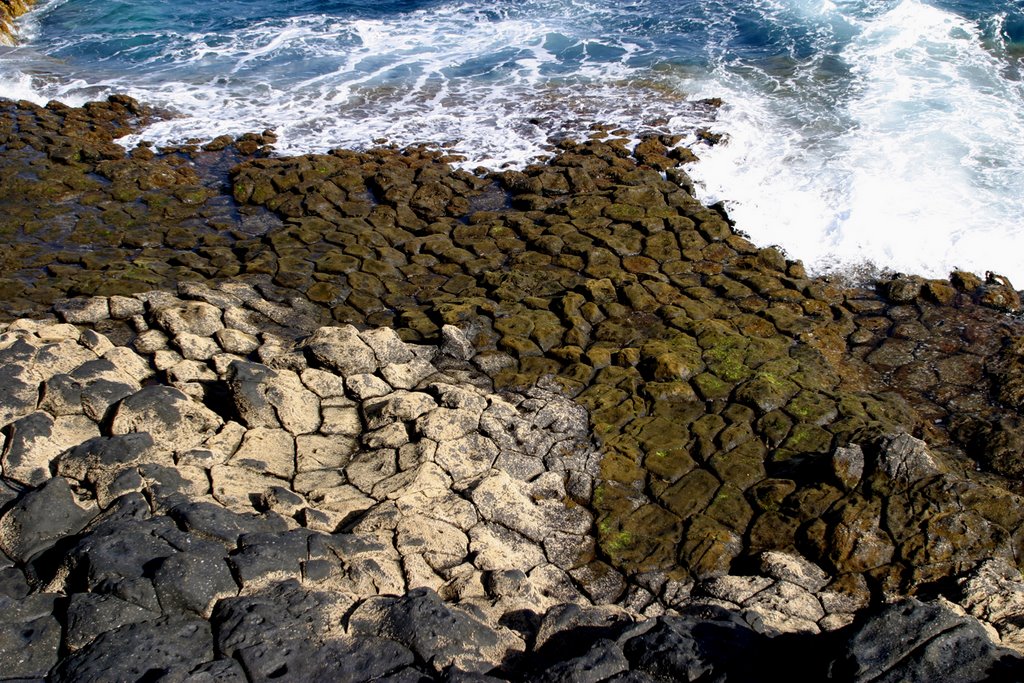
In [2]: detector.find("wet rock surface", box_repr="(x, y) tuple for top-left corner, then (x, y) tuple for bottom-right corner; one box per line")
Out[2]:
(0, 0), (33, 45)
(2, 96), (1024, 678)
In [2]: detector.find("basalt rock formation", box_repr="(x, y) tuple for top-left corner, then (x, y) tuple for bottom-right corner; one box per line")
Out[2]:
(3, 95), (1024, 679)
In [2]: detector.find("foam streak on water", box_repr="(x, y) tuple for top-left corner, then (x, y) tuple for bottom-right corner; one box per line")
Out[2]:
(2, 0), (1024, 282)
(690, 0), (1024, 281)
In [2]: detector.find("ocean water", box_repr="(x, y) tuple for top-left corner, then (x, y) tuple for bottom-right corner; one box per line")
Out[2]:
(1, 0), (1023, 283)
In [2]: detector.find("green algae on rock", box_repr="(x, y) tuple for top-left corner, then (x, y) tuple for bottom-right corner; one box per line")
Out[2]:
(4, 95), (1024, 603)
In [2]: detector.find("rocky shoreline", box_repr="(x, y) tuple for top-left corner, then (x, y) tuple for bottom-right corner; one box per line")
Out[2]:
(0, 0), (33, 45)
(3, 95), (1024, 679)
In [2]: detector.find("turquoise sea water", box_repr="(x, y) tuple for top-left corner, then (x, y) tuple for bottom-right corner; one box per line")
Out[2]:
(1, 0), (1023, 282)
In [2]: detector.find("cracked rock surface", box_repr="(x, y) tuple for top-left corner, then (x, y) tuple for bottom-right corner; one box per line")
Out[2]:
(0, 284), (1020, 680)
(3, 96), (1024, 679)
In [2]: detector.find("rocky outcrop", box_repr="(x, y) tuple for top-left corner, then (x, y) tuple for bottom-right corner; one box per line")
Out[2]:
(6, 96), (1024, 595)
(0, 0), (34, 45)
(0, 283), (1021, 679)
(4, 96), (1024, 677)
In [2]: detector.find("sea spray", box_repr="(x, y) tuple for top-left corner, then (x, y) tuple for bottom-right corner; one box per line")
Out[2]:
(2, 0), (1023, 281)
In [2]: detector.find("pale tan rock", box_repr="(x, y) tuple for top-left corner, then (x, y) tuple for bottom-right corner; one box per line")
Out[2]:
(154, 301), (224, 337)
(215, 281), (262, 304)
(363, 391), (436, 429)
(743, 581), (825, 634)
(416, 407), (480, 442)
(202, 421), (247, 463)
(470, 470), (550, 542)
(109, 295), (145, 319)
(93, 467), (147, 509)
(305, 326), (378, 375)
(104, 346), (155, 382)
(832, 444), (865, 491)
(215, 328), (260, 355)
(346, 449), (398, 493)
(350, 500), (401, 535)
(35, 323), (82, 342)
(210, 353), (245, 376)
(435, 434), (499, 483)
(300, 368), (348, 398)
(395, 489), (479, 531)
(469, 523), (545, 572)
(230, 427), (296, 479)
(293, 469), (347, 495)
(819, 574), (871, 615)
(307, 483), (374, 517)
(321, 405), (361, 436)
(397, 515), (469, 571)
(166, 359), (217, 384)
(361, 422), (410, 450)
(222, 306), (268, 336)
(372, 461), (452, 501)
(958, 558), (1024, 654)
(174, 332), (221, 361)
(440, 564), (487, 603)
(528, 563), (587, 608)
(440, 325), (474, 361)
(379, 358), (436, 390)
(153, 349), (184, 371)
(178, 281), (244, 309)
(4, 319), (43, 334)
(397, 439), (437, 471)
(878, 432), (946, 486)
(34, 340), (97, 377)
(430, 382), (488, 413)
(175, 448), (223, 468)
(820, 613), (856, 631)
(265, 370), (322, 435)
(346, 373), (392, 400)
(402, 553), (445, 593)
(662, 579), (694, 608)
(249, 298), (318, 330)
(54, 297), (109, 325)
(78, 330), (115, 357)
(257, 334), (306, 372)
(345, 552), (406, 597)
(133, 329), (170, 354)
(542, 531), (594, 571)
(300, 507), (347, 533)
(759, 551), (830, 592)
(295, 434), (357, 472)
(3, 413), (101, 485)
(210, 464), (283, 512)
(261, 486), (307, 517)
(699, 575), (773, 604)
(360, 328), (414, 366)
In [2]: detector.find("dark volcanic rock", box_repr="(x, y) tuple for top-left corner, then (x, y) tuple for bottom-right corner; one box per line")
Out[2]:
(152, 549), (237, 618)
(212, 580), (350, 658)
(0, 476), (97, 562)
(235, 635), (415, 683)
(0, 593), (63, 679)
(4, 94), (1024, 681)
(64, 592), (161, 652)
(833, 599), (1023, 683)
(53, 615), (214, 683)
(348, 588), (512, 674)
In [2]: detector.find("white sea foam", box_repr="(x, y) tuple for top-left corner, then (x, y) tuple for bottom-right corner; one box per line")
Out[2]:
(33, 3), (678, 167)
(3, 0), (1023, 284)
(690, 0), (1024, 283)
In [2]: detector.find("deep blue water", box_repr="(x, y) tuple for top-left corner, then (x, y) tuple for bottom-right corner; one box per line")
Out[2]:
(1, 0), (1023, 281)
